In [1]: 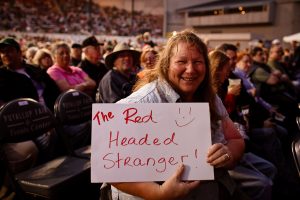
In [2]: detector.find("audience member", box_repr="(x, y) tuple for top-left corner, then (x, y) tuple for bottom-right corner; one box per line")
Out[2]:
(32, 48), (53, 70)
(78, 36), (108, 99)
(234, 52), (277, 116)
(0, 37), (60, 170)
(268, 45), (292, 80)
(98, 43), (140, 103)
(25, 46), (39, 64)
(102, 40), (114, 59)
(250, 46), (299, 134)
(113, 29), (245, 200)
(70, 43), (82, 66)
(47, 42), (96, 97)
(0, 37), (60, 110)
(137, 46), (157, 79)
(143, 32), (156, 48)
(215, 44), (277, 200)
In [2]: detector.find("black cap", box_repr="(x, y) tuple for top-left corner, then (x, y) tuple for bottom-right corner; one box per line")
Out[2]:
(82, 36), (103, 48)
(71, 43), (82, 48)
(0, 37), (20, 51)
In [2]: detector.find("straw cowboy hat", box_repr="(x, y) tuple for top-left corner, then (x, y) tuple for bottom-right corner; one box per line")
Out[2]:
(105, 43), (140, 68)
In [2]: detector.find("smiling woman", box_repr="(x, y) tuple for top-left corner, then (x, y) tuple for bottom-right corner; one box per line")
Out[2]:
(112, 29), (245, 200)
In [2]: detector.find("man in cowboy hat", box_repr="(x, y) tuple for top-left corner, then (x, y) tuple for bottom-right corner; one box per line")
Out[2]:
(97, 42), (140, 103)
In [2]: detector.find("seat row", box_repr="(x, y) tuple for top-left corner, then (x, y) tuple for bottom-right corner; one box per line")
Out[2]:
(0, 89), (97, 200)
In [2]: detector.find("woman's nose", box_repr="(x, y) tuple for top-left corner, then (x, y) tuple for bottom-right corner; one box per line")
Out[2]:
(186, 62), (196, 72)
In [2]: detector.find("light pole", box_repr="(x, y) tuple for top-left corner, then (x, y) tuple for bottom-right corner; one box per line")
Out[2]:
(131, 0), (135, 34)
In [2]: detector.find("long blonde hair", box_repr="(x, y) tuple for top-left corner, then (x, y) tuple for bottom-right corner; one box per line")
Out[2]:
(134, 29), (219, 121)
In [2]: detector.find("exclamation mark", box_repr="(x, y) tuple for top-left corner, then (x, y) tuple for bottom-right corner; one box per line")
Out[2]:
(195, 149), (198, 168)
(195, 148), (198, 159)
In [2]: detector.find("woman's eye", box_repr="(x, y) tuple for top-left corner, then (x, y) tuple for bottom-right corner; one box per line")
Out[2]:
(194, 60), (203, 64)
(176, 60), (186, 64)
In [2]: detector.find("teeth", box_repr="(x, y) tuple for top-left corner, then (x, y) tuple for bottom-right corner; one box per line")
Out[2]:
(183, 78), (194, 81)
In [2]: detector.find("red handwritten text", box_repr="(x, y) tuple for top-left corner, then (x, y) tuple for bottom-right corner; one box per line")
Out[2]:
(109, 131), (178, 148)
(103, 152), (180, 173)
(93, 111), (114, 125)
(123, 108), (158, 124)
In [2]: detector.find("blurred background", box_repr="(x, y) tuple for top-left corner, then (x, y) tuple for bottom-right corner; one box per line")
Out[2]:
(1, 0), (300, 51)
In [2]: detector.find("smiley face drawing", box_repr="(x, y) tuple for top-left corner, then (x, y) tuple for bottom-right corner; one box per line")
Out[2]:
(175, 106), (195, 127)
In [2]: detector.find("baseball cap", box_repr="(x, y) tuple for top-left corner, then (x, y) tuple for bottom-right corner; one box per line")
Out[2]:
(0, 37), (20, 51)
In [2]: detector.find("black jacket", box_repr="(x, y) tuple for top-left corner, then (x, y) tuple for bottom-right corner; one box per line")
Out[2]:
(98, 69), (136, 103)
(78, 59), (108, 84)
(0, 62), (60, 110)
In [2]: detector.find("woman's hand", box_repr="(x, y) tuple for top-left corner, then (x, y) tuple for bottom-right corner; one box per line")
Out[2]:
(158, 164), (200, 199)
(206, 143), (232, 168)
(112, 164), (200, 200)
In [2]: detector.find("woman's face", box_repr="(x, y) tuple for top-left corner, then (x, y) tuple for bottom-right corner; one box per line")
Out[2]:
(168, 42), (206, 101)
(40, 55), (53, 69)
(55, 46), (70, 68)
(143, 51), (156, 69)
(237, 55), (252, 73)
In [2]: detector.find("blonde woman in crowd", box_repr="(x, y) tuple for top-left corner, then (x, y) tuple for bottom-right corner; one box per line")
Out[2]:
(32, 48), (53, 70)
(137, 45), (158, 79)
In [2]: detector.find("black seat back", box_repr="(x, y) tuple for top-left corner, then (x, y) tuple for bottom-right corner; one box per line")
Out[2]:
(54, 89), (93, 125)
(0, 98), (55, 143)
(54, 89), (93, 156)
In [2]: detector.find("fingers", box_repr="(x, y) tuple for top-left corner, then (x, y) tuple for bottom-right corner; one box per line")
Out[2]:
(207, 143), (231, 167)
(172, 164), (201, 187)
(207, 143), (223, 157)
(173, 163), (185, 181)
(186, 180), (201, 190)
(161, 164), (200, 199)
(174, 164), (200, 194)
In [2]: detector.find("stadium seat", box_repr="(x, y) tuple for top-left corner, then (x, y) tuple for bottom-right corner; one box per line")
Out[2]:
(54, 89), (93, 159)
(0, 98), (93, 199)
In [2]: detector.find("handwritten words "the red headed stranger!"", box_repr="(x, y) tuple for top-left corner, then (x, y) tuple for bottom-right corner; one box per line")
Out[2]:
(92, 107), (199, 173)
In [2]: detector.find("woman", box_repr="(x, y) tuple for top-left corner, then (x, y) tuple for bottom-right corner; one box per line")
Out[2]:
(208, 50), (232, 100)
(234, 52), (287, 124)
(47, 42), (96, 96)
(112, 30), (245, 200)
(32, 48), (53, 70)
(137, 46), (158, 79)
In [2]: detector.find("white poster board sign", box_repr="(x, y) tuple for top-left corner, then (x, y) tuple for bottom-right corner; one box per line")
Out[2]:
(91, 103), (214, 183)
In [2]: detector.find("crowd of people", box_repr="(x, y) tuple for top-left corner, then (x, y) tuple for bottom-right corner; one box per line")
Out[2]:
(0, 25), (300, 200)
(0, 0), (163, 36)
